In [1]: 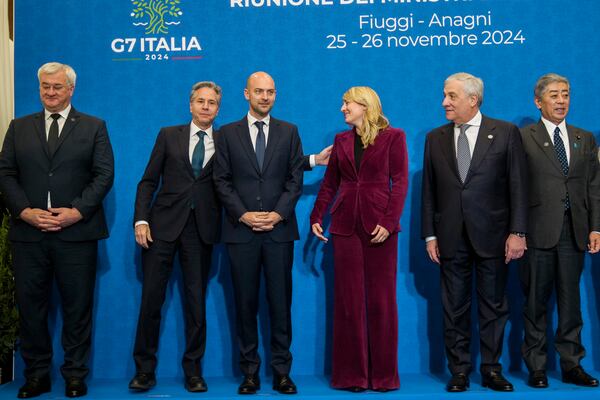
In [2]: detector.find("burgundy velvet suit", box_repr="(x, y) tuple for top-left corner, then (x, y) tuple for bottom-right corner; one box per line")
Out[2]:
(310, 126), (408, 390)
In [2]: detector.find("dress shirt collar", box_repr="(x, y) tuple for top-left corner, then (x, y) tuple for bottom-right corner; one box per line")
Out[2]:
(247, 112), (270, 128)
(190, 122), (213, 139)
(541, 116), (567, 140)
(455, 111), (482, 130)
(44, 104), (71, 121)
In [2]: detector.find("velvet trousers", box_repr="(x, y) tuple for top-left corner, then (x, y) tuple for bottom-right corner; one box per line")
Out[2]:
(330, 226), (399, 390)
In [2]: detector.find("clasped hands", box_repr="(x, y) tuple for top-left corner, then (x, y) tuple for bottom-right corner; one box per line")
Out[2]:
(20, 207), (83, 232)
(240, 211), (282, 231)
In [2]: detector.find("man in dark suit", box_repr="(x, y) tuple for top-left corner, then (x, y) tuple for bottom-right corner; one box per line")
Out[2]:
(213, 71), (304, 395)
(128, 82), (222, 393)
(0, 62), (114, 398)
(520, 73), (600, 388)
(421, 72), (527, 392)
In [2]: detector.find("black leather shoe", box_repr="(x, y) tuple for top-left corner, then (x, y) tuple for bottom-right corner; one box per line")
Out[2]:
(528, 370), (548, 388)
(342, 386), (366, 393)
(562, 366), (599, 387)
(185, 376), (208, 392)
(65, 377), (87, 398)
(238, 374), (260, 395)
(17, 376), (51, 398)
(128, 372), (156, 391)
(273, 375), (297, 394)
(482, 371), (514, 392)
(446, 373), (469, 392)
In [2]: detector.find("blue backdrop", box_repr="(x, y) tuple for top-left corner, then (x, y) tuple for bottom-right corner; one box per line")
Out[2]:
(12, 0), (600, 380)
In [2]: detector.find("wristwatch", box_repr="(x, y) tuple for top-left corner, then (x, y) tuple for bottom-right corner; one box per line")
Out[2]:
(511, 232), (526, 238)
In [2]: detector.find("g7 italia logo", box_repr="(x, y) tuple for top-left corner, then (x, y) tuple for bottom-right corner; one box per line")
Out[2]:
(111, 0), (202, 62)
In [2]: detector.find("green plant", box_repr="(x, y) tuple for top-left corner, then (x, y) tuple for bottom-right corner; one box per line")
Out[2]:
(0, 212), (18, 364)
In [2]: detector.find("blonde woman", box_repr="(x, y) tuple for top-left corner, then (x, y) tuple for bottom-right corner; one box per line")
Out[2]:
(311, 87), (408, 392)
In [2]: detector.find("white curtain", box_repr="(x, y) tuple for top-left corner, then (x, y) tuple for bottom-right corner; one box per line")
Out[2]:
(0, 0), (14, 148)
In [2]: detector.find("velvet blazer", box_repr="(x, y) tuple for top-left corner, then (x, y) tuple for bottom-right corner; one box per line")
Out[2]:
(310, 126), (408, 236)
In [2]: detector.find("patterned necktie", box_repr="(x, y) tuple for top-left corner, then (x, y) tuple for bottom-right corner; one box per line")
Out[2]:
(48, 113), (61, 155)
(456, 124), (471, 183)
(553, 126), (570, 209)
(255, 121), (266, 170)
(191, 130), (206, 178)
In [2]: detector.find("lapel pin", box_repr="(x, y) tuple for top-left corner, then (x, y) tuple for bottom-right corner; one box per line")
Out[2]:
(487, 135), (493, 139)
(544, 142), (549, 147)
(70, 118), (76, 121)
(577, 135), (581, 140)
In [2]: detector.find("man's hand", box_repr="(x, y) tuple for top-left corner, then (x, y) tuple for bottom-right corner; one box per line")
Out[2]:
(240, 211), (282, 231)
(135, 224), (153, 249)
(588, 232), (600, 253)
(311, 222), (328, 242)
(426, 239), (440, 264)
(19, 207), (61, 232)
(505, 234), (527, 264)
(370, 224), (390, 243)
(315, 145), (333, 166)
(47, 207), (83, 229)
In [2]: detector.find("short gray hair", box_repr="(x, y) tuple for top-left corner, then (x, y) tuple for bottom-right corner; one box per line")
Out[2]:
(534, 73), (569, 98)
(445, 72), (484, 107)
(190, 81), (222, 104)
(37, 62), (76, 87)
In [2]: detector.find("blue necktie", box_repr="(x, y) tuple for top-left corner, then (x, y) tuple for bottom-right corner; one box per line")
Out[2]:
(456, 124), (471, 183)
(553, 126), (570, 209)
(191, 130), (206, 178)
(255, 121), (266, 170)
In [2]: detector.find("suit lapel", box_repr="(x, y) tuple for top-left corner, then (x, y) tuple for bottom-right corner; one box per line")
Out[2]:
(237, 117), (261, 174)
(33, 111), (50, 159)
(530, 120), (564, 174)
(466, 116), (496, 182)
(439, 123), (461, 182)
(339, 130), (358, 178)
(567, 124), (582, 175)
(53, 108), (80, 157)
(262, 118), (281, 172)
(177, 125), (195, 177)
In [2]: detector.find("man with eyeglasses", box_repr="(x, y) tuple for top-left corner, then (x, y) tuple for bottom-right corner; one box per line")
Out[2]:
(0, 62), (114, 398)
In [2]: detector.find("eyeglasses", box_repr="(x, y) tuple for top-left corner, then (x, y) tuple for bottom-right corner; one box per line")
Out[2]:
(40, 83), (70, 92)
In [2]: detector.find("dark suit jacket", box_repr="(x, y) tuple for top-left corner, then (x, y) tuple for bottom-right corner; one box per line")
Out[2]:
(421, 115), (527, 258)
(521, 121), (600, 250)
(213, 116), (304, 243)
(0, 108), (114, 242)
(134, 124), (221, 244)
(310, 127), (409, 235)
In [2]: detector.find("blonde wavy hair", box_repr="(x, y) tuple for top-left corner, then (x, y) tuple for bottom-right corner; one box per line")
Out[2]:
(343, 86), (389, 148)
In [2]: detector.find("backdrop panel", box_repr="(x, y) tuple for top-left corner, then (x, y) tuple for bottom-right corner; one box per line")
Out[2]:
(12, 0), (600, 379)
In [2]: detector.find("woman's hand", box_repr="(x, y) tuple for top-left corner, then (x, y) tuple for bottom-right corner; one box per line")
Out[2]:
(312, 223), (328, 242)
(370, 224), (390, 243)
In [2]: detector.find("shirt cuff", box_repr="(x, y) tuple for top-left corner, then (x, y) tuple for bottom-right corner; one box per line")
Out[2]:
(309, 154), (316, 168)
(135, 220), (149, 227)
(425, 236), (437, 242)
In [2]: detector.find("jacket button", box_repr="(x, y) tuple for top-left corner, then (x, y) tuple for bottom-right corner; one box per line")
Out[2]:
(48, 172), (53, 177)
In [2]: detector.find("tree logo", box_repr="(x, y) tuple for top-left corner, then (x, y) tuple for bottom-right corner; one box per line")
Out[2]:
(131, 0), (183, 35)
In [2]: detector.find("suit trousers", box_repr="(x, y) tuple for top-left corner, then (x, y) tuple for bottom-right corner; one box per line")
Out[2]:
(133, 212), (212, 377)
(520, 212), (585, 373)
(227, 234), (294, 376)
(440, 227), (509, 375)
(330, 227), (400, 390)
(12, 237), (98, 379)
